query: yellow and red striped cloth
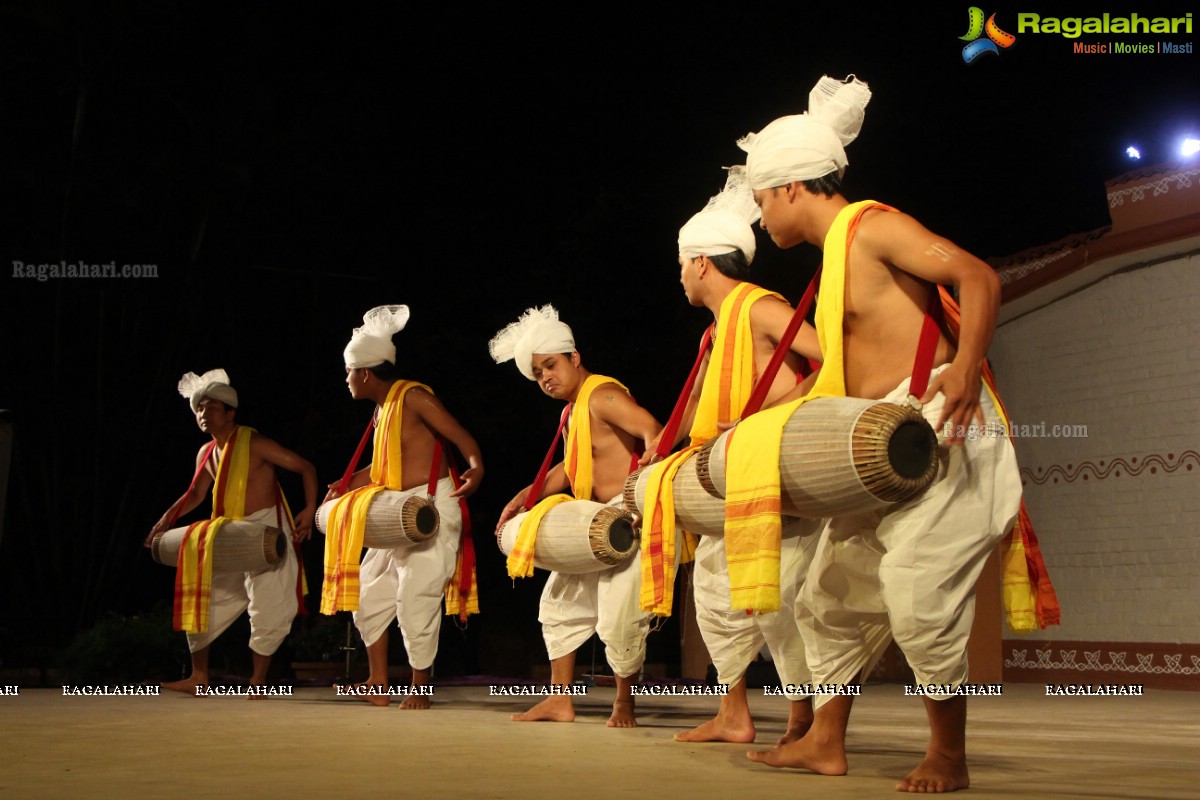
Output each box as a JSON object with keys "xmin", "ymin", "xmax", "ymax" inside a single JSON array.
[{"xmin": 640, "ymin": 282, "xmax": 780, "ymax": 616}]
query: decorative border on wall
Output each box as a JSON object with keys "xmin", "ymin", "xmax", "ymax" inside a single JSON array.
[
  {"xmin": 1020, "ymin": 450, "xmax": 1199, "ymax": 486},
  {"xmin": 1108, "ymin": 167, "xmax": 1199, "ymax": 208},
  {"xmin": 997, "ymin": 249, "xmax": 1073, "ymax": 286},
  {"xmin": 1004, "ymin": 641, "xmax": 1200, "ymax": 691}
]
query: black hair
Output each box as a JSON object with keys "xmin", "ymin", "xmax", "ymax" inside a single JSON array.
[
  {"xmin": 707, "ymin": 250, "xmax": 750, "ymax": 279},
  {"xmin": 802, "ymin": 171, "xmax": 842, "ymax": 199},
  {"xmin": 367, "ymin": 360, "xmax": 401, "ymax": 381}
]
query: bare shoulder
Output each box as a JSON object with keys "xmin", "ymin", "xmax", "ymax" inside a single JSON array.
[
  {"xmin": 748, "ymin": 292, "xmax": 797, "ymax": 341},
  {"xmin": 247, "ymin": 430, "xmax": 276, "ymax": 450},
  {"xmin": 749, "ymin": 292, "xmax": 794, "ymax": 321},
  {"xmin": 854, "ymin": 207, "xmax": 930, "ymax": 253},
  {"xmin": 404, "ymin": 385, "xmax": 436, "ymax": 406}
]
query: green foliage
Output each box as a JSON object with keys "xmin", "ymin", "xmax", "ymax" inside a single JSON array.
[
  {"xmin": 59, "ymin": 607, "xmax": 188, "ymax": 685},
  {"xmin": 287, "ymin": 615, "xmax": 357, "ymax": 663}
]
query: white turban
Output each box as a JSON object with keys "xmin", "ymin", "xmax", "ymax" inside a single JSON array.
[
  {"xmin": 343, "ymin": 305, "xmax": 410, "ymax": 369},
  {"xmin": 739, "ymin": 75, "xmax": 872, "ymax": 190},
  {"xmin": 489, "ymin": 305, "xmax": 576, "ymax": 381},
  {"xmin": 178, "ymin": 369, "xmax": 238, "ymax": 413},
  {"xmin": 678, "ymin": 166, "xmax": 760, "ymax": 264}
]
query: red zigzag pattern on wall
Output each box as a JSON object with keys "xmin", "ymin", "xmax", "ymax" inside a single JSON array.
[{"xmin": 1020, "ymin": 450, "xmax": 1200, "ymax": 486}]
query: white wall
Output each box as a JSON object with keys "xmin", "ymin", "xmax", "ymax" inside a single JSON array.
[{"xmin": 990, "ymin": 253, "xmax": 1200, "ymax": 644}]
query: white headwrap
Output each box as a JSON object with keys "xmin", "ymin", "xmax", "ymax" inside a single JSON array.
[
  {"xmin": 343, "ymin": 305, "xmax": 410, "ymax": 369},
  {"xmin": 739, "ymin": 75, "xmax": 872, "ymax": 190},
  {"xmin": 488, "ymin": 305, "xmax": 576, "ymax": 381},
  {"xmin": 678, "ymin": 166, "xmax": 760, "ymax": 264},
  {"xmin": 178, "ymin": 369, "xmax": 238, "ymax": 413}
]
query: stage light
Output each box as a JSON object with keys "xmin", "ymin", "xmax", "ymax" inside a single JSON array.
[
  {"xmin": 1181, "ymin": 138, "xmax": 1200, "ymax": 158},
  {"xmin": 1125, "ymin": 146, "xmax": 1141, "ymax": 160}
]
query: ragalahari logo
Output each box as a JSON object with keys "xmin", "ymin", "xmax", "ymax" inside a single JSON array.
[{"xmin": 960, "ymin": 7, "xmax": 1017, "ymax": 62}]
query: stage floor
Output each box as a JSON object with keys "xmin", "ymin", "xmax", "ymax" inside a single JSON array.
[{"xmin": 1, "ymin": 682, "xmax": 1195, "ymax": 798}]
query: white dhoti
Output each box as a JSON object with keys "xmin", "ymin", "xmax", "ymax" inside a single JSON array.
[
  {"xmin": 186, "ymin": 505, "xmax": 300, "ymax": 656},
  {"xmin": 539, "ymin": 496, "xmax": 652, "ymax": 678},
  {"xmin": 693, "ymin": 524, "xmax": 817, "ymax": 699},
  {"xmin": 352, "ymin": 477, "xmax": 462, "ymax": 671},
  {"xmin": 796, "ymin": 367, "xmax": 1022, "ymax": 706}
]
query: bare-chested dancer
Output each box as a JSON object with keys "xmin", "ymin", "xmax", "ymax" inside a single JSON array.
[
  {"xmin": 740, "ymin": 75, "xmax": 1022, "ymax": 793},
  {"xmin": 491, "ymin": 306, "xmax": 661, "ymax": 727}
]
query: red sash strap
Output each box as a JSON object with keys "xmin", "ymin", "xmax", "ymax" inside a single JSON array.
[
  {"xmin": 336, "ymin": 415, "xmax": 377, "ymax": 495},
  {"xmin": 908, "ymin": 295, "xmax": 943, "ymax": 401},
  {"xmin": 440, "ymin": 441, "xmax": 476, "ymax": 622},
  {"xmin": 523, "ymin": 404, "xmax": 572, "ymax": 511},
  {"xmin": 656, "ymin": 325, "xmax": 714, "ymax": 458},
  {"xmin": 275, "ymin": 481, "xmax": 308, "ymax": 617},
  {"xmin": 428, "ymin": 439, "xmax": 444, "ymax": 496},
  {"xmin": 165, "ymin": 440, "xmax": 219, "ymax": 529},
  {"xmin": 741, "ymin": 268, "xmax": 823, "ymax": 418}
]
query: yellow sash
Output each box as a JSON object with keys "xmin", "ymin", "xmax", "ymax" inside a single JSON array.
[
  {"xmin": 320, "ymin": 380, "xmax": 427, "ymax": 614},
  {"xmin": 639, "ymin": 283, "xmax": 779, "ymax": 616},
  {"xmin": 720, "ymin": 202, "xmax": 876, "ymax": 612},
  {"xmin": 174, "ymin": 426, "xmax": 254, "ymax": 633}
]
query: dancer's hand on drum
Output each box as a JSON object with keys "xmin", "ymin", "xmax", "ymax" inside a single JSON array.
[
  {"xmin": 451, "ymin": 466, "xmax": 483, "ymax": 499},
  {"xmin": 293, "ymin": 506, "xmax": 315, "ymax": 542},
  {"xmin": 639, "ymin": 433, "xmax": 664, "ymax": 466},
  {"xmin": 495, "ymin": 489, "xmax": 528, "ymax": 534},
  {"xmin": 144, "ymin": 517, "xmax": 170, "ymax": 548},
  {"xmin": 922, "ymin": 361, "xmax": 984, "ymax": 445},
  {"xmin": 323, "ymin": 481, "xmax": 343, "ymax": 503}
]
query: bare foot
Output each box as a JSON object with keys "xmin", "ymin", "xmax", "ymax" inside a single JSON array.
[
  {"xmin": 776, "ymin": 719, "xmax": 813, "ymax": 746},
  {"xmin": 334, "ymin": 680, "xmax": 390, "ymax": 707},
  {"xmin": 895, "ymin": 751, "xmax": 969, "ymax": 793},
  {"xmin": 607, "ymin": 698, "xmax": 637, "ymax": 728},
  {"xmin": 746, "ymin": 734, "xmax": 848, "ymax": 775},
  {"xmin": 674, "ymin": 715, "xmax": 755, "ymax": 743},
  {"xmin": 162, "ymin": 676, "xmax": 206, "ymax": 695},
  {"xmin": 778, "ymin": 698, "xmax": 814, "ymax": 745},
  {"xmin": 511, "ymin": 694, "xmax": 575, "ymax": 722},
  {"xmin": 398, "ymin": 693, "xmax": 430, "ymax": 709}
]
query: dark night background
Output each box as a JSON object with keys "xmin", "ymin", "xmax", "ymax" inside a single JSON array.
[{"xmin": 0, "ymin": 1, "xmax": 1195, "ymax": 680}]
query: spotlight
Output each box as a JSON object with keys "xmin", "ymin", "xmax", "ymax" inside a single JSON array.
[
  {"xmin": 1125, "ymin": 146, "xmax": 1141, "ymax": 160},
  {"xmin": 1181, "ymin": 138, "xmax": 1200, "ymax": 158}
]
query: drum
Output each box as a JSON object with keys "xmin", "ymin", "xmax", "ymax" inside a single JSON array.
[
  {"xmin": 692, "ymin": 397, "xmax": 938, "ymax": 518},
  {"xmin": 315, "ymin": 490, "xmax": 440, "ymax": 548},
  {"xmin": 623, "ymin": 452, "xmax": 725, "ymax": 537},
  {"xmin": 151, "ymin": 519, "xmax": 286, "ymax": 573},
  {"xmin": 624, "ymin": 454, "xmax": 814, "ymax": 538},
  {"xmin": 497, "ymin": 500, "xmax": 639, "ymax": 574}
]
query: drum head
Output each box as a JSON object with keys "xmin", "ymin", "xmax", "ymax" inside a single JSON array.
[
  {"xmin": 607, "ymin": 515, "xmax": 637, "ymax": 556},
  {"xmin": 414, "ymin": 504, "xmax": 439, "ymax": 536},
  {"xmin": 270, "ymin": 528, "xmax": 286, "ymax": 559},
  {"xmin": 888, "ymin": 419, "xmax": 938, "ymax": 480}
]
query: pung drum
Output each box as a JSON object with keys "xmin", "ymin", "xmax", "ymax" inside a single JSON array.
[
  {"xmin": 692, "ymin": 397, "xmax": 938, "ymax": 518},
  {"xmin": 623, "ymin": 455, "xmax": 813, "ymax": 538},
  {"xmin": 497, "ymin": 500, "xmax": 639, "ymax": 574},
  {"xmin": 315, "ymin": 490, "xmax": 440, "ymax": 548},
  {"xmin": 623, "ymin": 452, "xmax": 724, "ymax": 537},
  {"xmin": 151, "ymin": 519, "xmax": 286, "ymax": 573}
]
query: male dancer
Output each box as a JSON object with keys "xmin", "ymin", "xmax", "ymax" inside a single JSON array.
[
  {"xmin": 323, "ymin": 305, "xmax": 483, "ymax": 708},
  {"xmin": 739, "ymin": 75, "xmax": 1025, "ymax": 793},
  {"xmin": 642, "ymin": 168, "xmax": 823, "ymax": 745},
  {"xmin": 147, "ymin": 368, "xmax": 316, "ymax": 692},
  {"xmin": 492, "ymin": 305, "xmax": 661, "ymax": 727}
]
